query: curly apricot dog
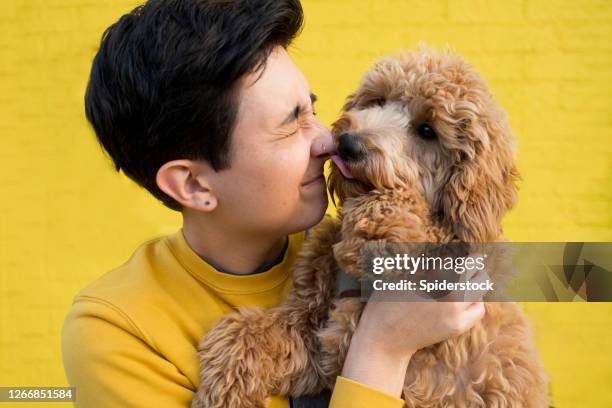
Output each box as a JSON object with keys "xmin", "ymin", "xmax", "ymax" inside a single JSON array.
[{"xmin": 192, "ymin": 48, "xmax": 549, "ymax": 408}]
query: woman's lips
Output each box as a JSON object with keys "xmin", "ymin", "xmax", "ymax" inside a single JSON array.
[
  {"xmin": 302, "ymin": 174, "xmax": 325, "ymax": 186},
  {"xmin": 331, "ymin": 155, "xmax": 354, "ymax": 179}
]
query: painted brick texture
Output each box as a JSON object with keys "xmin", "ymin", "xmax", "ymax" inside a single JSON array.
[{"xmin": 1, "ymin": 1, "xmax": 610, "ymax": 406}]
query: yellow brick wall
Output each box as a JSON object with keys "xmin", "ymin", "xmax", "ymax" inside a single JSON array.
[{"xmin": 0, "ymin": 1, "xmax": 610, "ymax": 407}]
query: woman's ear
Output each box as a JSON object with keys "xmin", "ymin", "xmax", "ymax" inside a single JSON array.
[
  {"xmin": 156, "ymin": 160, "xmax": 218, "ymax": 212},
  {"xmin": 440, "ymin": 120, "xmax": 519, "ymax": 243}
]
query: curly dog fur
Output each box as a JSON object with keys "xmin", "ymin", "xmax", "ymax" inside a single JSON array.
[{"xmin": 191, "ymin": 48, "xmax": 549, "ymax": 408}]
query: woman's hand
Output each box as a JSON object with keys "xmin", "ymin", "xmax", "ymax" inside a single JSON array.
[{"xmin": 341, "ymin": 296, "xmax": 485, "ymax": 397}]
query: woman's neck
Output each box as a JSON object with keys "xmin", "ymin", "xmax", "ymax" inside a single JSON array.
[{"xmin": 181, "ymin": 215, "xmax": 288, "ymax": 275}]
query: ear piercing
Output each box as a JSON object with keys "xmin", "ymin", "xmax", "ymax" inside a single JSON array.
[{"xmin": 204, "ymin": 201, "xmax": 210, "ymax": 206}]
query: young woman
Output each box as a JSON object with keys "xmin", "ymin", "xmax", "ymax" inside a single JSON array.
[{"xmin": 62, "ymin": 1, "xmax": 484, "ymax": 406}]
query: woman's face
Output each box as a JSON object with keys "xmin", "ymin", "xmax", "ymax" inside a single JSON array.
[{"xmin": 208, "ymin": 46, "xmax": 334, "ymax": 237}]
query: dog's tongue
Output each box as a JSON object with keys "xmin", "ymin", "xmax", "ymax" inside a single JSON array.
[{"xmin": 331, "ymin": 155, "xmax": 354, "ymax": 179}]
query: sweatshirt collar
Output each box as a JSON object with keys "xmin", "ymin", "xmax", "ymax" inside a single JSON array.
[{"xmin": 165, "ymin": 228, "xmax": 304, "ymax": 294}]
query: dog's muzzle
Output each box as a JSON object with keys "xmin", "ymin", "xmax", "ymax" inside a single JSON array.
[{"xmin": 338, "ymin": 133, "xmax": 365, "ymax": 162}]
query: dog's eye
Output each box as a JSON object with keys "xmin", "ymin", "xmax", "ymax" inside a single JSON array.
[
  {"xmin": 371, "ymin": 98, "xmax": 385, "ymax": 107},
  {"xmin": 417, "ymin": 123, "xmax": 437, "ymax": 140}
]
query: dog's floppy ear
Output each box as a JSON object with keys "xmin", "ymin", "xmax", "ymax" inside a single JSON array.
[
  {"xmin": 342, "ymin": 57, "xmax": 407, "ymax": 112},
  {"xmin": 440, "ymin": 113, "xmax": 520, "ymax": 243},
  {"xmin": 341, "ymin": 92, "xmax": 358, "ymax": 112}
]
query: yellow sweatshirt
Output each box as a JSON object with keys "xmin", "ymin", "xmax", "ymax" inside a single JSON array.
[{"xmin": 61, "ymin": 228, "xmax": 404, "ymax": 408}]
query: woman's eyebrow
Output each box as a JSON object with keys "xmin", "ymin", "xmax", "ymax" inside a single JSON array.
[
  {"xmin": 278, "ymin": 92, "xmax": 318, "ymax": 128},
  {"xmin": 310, "ymin": 92, "xmax": 317, "ymax": 105}
]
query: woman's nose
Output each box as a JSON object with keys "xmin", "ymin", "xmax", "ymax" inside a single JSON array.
[{"xmin": 310, "ymin": 122, "xmax": 337, "ymax": 158}]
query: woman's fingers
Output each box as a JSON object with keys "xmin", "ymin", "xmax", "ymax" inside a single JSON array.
[{"xmin": 463, "ymin": 301, "xmax": 486, "ymax": 327}]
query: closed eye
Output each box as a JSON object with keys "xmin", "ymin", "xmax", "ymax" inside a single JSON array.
[
  {"xmin": 285, "ymin": 110, "xmax": 317, "ymax": 138},
  {"xmin": 278, "ymin": 92, "xmax": 318, "ymax": 128}
]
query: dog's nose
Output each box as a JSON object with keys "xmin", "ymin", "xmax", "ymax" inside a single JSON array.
[{"xmin": 338, "ymin": 133, "xmax": 365, "ymax": 162}]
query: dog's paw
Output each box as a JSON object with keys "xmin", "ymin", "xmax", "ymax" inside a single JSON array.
[{"xmin": 193, "ymin": 308, "xmax": 307, "ymax": 408}]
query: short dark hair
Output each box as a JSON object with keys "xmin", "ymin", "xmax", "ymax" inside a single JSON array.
[{"xmin": 85, "ymin": 0, "xmax": 304, "ymax": 211}]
